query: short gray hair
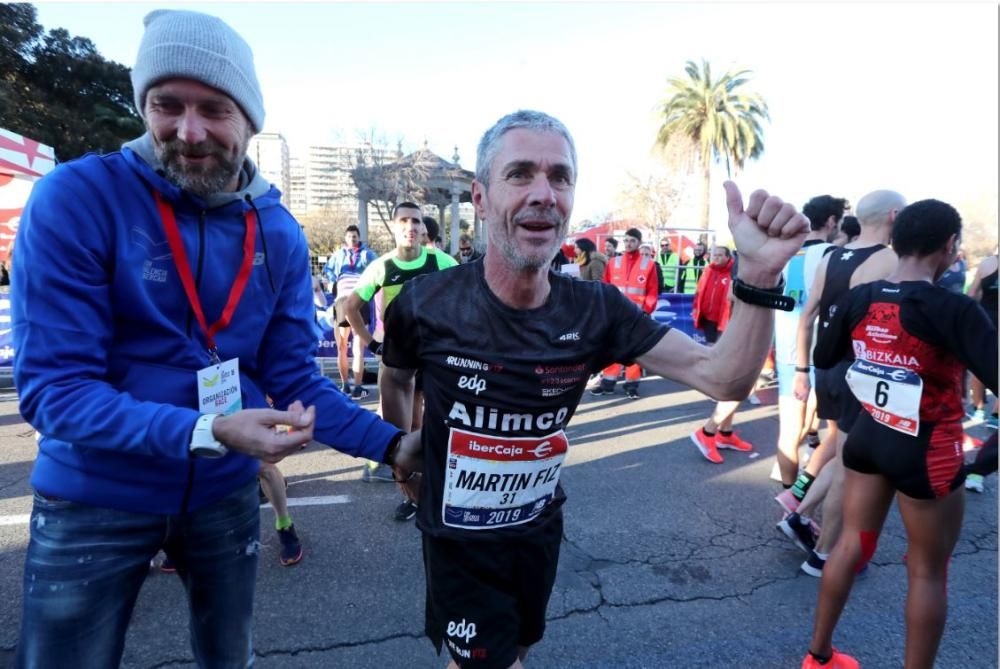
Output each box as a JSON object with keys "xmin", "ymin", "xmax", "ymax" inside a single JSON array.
[{"xmin": 475, "ymin": 110, "xmax": 578, "ymax": 188}]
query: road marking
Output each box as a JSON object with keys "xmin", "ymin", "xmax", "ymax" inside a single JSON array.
[
  {"xmin": 0, "ymin": 495, "xmax": 352, "ymax": 526},
  {"xmin": 261, "ymin": 494, "xmax": 351, "ymax": 509}
]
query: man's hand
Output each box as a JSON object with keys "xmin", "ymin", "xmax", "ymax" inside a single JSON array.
[
  {"xmin": 724, "ymin": 181, "xmax": 809, "ymax": 286},
  {"xmin": 212, "ymin": 400, "xmax": 315, "ymax": 464},
  {"xmin": 391, "ymin": 429, "xmax": 423, "ymax": 501},
  {"xmin": 793, "ymin": 371, "xmax": 811, "ymax": 402}
]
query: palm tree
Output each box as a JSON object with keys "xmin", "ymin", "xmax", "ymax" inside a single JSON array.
[{"xmin": 656, "ymin": 60, "xmax": 769, "ymax": 229}]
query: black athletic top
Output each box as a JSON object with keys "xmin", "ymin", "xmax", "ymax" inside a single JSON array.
[
  {"xmin": 383, "ymin": 260, "xmax": 669, "ymax": 541},
  {"xmin": 818, "ymin": 245, "xmax": 887, "ymax": 332},
  {"xmin": 815, "ymin": 280, "xmax": 997, "ymax": 427},
  {"xmin": 981, "ymin": 268, "xmax": 998, "ymax": 327}
]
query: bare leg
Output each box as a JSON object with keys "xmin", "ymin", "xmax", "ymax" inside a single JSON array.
[
  {"xmin": 704, "ymin": 400, "xmax": 740, "ymax": 432},
  {"xmin": 803, "ymin": 388, "xmax": 820, "ymax": 442},
  {"xmin": 351, "ymin": 331, "xmax": 365, "ymax": 387},
  {"xmin": 258, "ymin": 462, "xmax": 289, "ymax": 522},
  {"xmin": 335, "ymin": 327, "xmax": 351, "ymax": 387},
  {"xmin": 395, "ymin": 389, "xmax": 424, "ymax": 504},
  {"xmin": 897, "ymin": 488, "xmax": 964, "ymax": 669},
  {"xmin": 796, "ymin": 425, "xmax": 842, "ymax": 519},
  {"xmin": 808, "ymin": 469, "xmax": 895, "ymax": 657},
  {"xmin": 970, "ymin": 375, "xmax": 986, "ymax": 411},
  {"xmin": 776, "ymin": 395, "xmax": 807, "ymax": 484},
  {"xmin": 813, "ymin": 454, "xmax": 845, "ymax": 554},
  {"xmin": 804, "ymin": 421, "xmax": 839, "ymax": 477}
]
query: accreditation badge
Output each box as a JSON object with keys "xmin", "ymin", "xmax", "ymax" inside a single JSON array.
[{"xmin": 196, "ymin": 358, "xmax": 243, "ymax": 416}]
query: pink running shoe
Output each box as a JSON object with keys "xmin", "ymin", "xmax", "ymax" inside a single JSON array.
[
  {"xmin": 801, "ymin": 648, "xmax": 859, "ymax": 669},
  {"xmin": 775, "ymin": 488, "xmax": 801, "ymax": 514}
]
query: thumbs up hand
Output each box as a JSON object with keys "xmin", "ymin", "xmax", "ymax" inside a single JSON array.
[{"xmin": 723, "ymin": 180, "xmax": 809, "ymax": 287}]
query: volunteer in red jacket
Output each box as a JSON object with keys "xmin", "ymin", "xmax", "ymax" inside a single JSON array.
[
  {"xmin": 590, "ymin": 227, "xmax": 660, "ymax": 399},
  {"xmin": 692, "ymin": 245, "xmax": 735, "ymax": 343}
]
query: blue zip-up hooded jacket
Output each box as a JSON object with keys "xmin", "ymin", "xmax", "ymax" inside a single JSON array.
[{"xmin": 12, "ymin": 135, "xmax": 400, "ymax": 514}]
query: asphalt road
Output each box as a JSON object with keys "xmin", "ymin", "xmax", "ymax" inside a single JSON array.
[{"xmin": 0, "ymin": 379, "xmax": 995, "ymax": 668}]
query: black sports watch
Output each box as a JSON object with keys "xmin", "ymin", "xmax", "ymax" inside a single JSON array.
[
  {"xmin": 367, "ymin": 340, "xmax": 384, "ymax": 357},
  {"xmin": 732, "ymin": 276, "xmax": 795, "ymax": 311}
]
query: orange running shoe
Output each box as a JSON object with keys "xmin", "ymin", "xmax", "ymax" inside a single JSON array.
[
  {"xmin": 716, "ymin": 431, "xmax": 753, "ymax": 452},
  {"xmin": 691, "ymin": 429, "xmax": 723, "ymax": 464},
  {"xmin": 801, "ymin": 648, "xmax": 859, "ymax": 669}
]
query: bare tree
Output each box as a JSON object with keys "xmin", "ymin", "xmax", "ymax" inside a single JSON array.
[
  {"xmin": 615, "ymin": 169, "xmax": 685, "ymax": 229},
  {"xmin": 958, "ymin": 192, "xmax": 999, "ymax": 268},
  {"xmin": 297, "ymin": 207, "xmax": 356, "ymax": 257},
  {"xmin": 348, "ymin": 129, "xmax": 431, "ymax": 241}
]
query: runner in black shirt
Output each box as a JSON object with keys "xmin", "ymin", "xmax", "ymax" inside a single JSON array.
[
  {"xmin": 801, "ymin": 199, "xmax": 998, "ymax": 669},
  {"xmin": 784, "ymin": 190, "xmax": 903, "ymax": 579},
  {"xmin": 380, "ymin": 110, "xmax": 810, "ymax": 669}
]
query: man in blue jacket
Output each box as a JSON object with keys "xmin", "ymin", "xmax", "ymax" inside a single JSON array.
[{"xmin": 11, "ymin": 10, "xmax": 414, "ymax": 668}]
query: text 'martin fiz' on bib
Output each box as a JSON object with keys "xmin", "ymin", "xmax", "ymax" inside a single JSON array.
[{"xmin": 443, "ymin": 427, "xmax": 568, "ymax": 530}]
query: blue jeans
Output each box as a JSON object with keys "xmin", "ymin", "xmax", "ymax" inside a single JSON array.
[{"xmin": 16, "ymin": 478, "xmax": 260, "ymax": 668}]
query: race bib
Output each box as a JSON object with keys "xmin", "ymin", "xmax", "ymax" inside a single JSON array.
[
  {"xmin": 196, "ymin": 358, "xmax": 242, "ymax": 416},
  {"xmin": 845, "ymin": 358, "xmax": 922, "ymax": 436},
  {"xmin": 443, "ymin": 428, "xmax": 568, "ymax": 530}
]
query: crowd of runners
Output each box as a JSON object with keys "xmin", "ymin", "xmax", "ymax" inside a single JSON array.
[{"xmin": 7, "ymin": 9, "xmax": 997, "ymax": 669}]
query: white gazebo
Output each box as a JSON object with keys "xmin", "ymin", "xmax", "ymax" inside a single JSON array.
[{"xmin": 354, "ymin": 143, "xmax": 477, "ymax": 253}]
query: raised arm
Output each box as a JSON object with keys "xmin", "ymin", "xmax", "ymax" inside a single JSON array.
[{"xmin": 639, "ymin": 181, "xmax": 808, "ymax": 399}]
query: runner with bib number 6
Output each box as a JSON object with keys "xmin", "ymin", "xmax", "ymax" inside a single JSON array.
[{"xmin": 801, "ymin": 200, "xmax": 998, "ymax": 669}]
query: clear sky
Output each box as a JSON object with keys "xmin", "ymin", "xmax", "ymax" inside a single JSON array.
[{"xmin": 35, "ymin": 2, "xmax": 999, "ymax": 231}]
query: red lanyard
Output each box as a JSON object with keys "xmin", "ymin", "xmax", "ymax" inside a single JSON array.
[{"xmin": 153, "ymin": 191, "xmax": 257, "ymax": 361}]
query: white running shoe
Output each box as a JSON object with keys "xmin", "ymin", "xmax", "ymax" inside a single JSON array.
[{"xmin": 966, "ymin": 474, "xmax": 985, "ymax": 493}]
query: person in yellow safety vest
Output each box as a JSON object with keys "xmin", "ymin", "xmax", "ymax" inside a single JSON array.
[
  {"xmin": 678, "ymin": 241, "xmax": 709, "ymax": 294},
  {"xmin": 591, "ymin": 227, "xmax": 660, "ymax": 399},
  {"xmin": 656, "ymin": 237, "xmax": 682, "ymax": 292}
]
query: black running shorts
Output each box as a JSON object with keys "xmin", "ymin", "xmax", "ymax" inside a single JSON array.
[
  {"xmin": 814, "ymin": 359, "xmax": 861, "ymax": 432},
  {"xmin": 844, "ymin": 412, "xmax": 965, "ymax": 499},
  {"xmin": 422, "ymin": 513, "xmax": 562, "ymax": 669}
]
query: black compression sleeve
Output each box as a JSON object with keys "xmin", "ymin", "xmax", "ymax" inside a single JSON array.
[
  {"xmin": 949, "ymin": 301, "xmax": 998, "ymax": 393},
  {"xmin": 904, "ymin": 291, "xmax": 998, "ymax": 394}
]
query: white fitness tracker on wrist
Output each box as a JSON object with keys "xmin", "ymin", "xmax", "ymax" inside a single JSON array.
[{"xmin": 190, "ymin": 414, "xmax": 227, "ymax": 458}]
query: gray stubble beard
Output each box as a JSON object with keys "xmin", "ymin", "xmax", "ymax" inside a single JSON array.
[{"xmin": 156, "ymin": 136, "xmax": 249, "ymax": 198}]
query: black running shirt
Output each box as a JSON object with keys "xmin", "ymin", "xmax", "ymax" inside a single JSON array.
[
  {"xmin": 383, "ymin": 261, "xmax": 670, "ymax": 541},
  {"xmin": 818, "ymin": 245, "xmax": 887, "ymax": 332}
]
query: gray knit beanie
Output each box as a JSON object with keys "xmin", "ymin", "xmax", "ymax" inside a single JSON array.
[{"xmin": 131, "ymin": 9, "xmax": 265, "ymax": 132}]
